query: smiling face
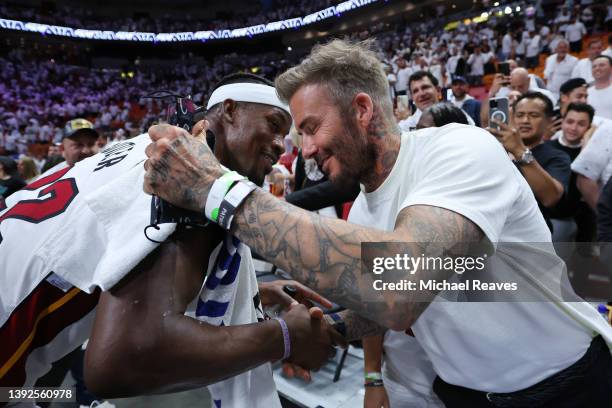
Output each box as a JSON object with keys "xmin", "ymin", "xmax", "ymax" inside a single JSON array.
[
  {"xmin": 562, "ymin": 110, "xmax": 590, "ymax": 144},
  {"xmin": 409, "ymin": 76, "xmax": 441, "ymax": 112},
  {"xmin": 289, "ymin": 83, "xmax": 374, "ymax": 185},
  {"xmin": 220, "ymin": 102, "xmax": 292, "ymax": 186},
  {"xmin": 592, "ymin": 56, "xmax": 612, "ymax": 83}
]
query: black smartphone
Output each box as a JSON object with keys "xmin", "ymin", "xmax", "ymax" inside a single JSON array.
[
  {"xmin": 489, "ymin": 97, "xmax": 509, "ymax": 130},
  {"xmin": 498, "ymin": 62, "xmax": 510, "ymax": 76},
  {"xmin": 553, "ymin": 108, "xmax": 562, "ymax": 120}
]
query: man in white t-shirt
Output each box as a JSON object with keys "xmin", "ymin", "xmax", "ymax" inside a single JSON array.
[
  {"xmin": 502, "ymin": 31, "xmax": 513, "ymax": 61},
  {"xmin": 572, "ymin": 120, "xmax": 612, "ymax": 210},
  {"xmin": 0, "ymin": 74, "xmax": 340, "ymax": 407},
  {"xmin": 571, "ymin": 38, "xmax": 604, "ymax": 84},
  {"xmin": 587, "ymin": 55, "xmax": 612, "ymax": 119},
  {"xmin": 564, "ymin": 18, "xmax": 587, "ymax": 53},
  {"xmin": 394, "ymin": 57, "xmax": 412, "ymax": 96},
  {"xmin": 544, "ymin": 40, "xmax": 578, "ymax": 97},
  {"xmin": 145, "ymin": 39, "xmax": 612, "ymax": 408}
]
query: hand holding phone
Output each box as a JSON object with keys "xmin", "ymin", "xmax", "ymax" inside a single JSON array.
[{"xmin": 489, "ymin": 97, "xmax": 510, "ymax": 130}]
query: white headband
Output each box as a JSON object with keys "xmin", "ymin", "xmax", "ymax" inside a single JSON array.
[{"xmin": 206, "ymin": 83, "xmax": 290, "ymax": 114}]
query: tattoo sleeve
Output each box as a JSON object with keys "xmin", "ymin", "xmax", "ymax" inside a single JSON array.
[{"xmin": 232, "ymin": 190, "xmax": 485, "ymax": 329}]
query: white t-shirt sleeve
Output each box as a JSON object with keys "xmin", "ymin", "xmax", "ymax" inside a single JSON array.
[
  {"xmin": 571, "ymin": 124, "xmax": 611, "ymax": 182},
  {"xmin": 399, "ymin": 126, "xmax": 520, "ymax": 243}
]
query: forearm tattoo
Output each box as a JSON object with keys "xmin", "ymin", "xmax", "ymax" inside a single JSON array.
[{"xmin": 232, "ymin": 190, "xmax": 484, "ymax": 329}]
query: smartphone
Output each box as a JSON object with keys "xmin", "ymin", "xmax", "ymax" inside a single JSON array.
[
  {"xmin": 446, "ymin": 88, "xmax": 453, "ymax": 102},
  {"xmin": 489, "ymin": 97, "xmax": 509, "ymax": 130},
  {"xmin": 396, "ymin": 95, "xmax": 409, "ymax": 111},
  {"xmin": 498, "ymin": 62, "xmax": 510, "ymax": 76},
  {"xmin": 553, "ymin": 108, "xmax": 562, "ymax": 120}
]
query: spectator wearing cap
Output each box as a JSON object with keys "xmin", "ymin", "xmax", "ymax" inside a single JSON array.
[
  {"xmin": 450, "ymin": 76, "xmax": 481, "ymax": 126},
  {"xmin": 449, "ymin": 76, "xmax": 473, "ymax": 109},
  {"xmin": 587, "ymin": 55, "xmax": 612, "ymax": 120},
  {"xmin": 61, "ymin": 118, "xmax": 98, "ymax": 167},
  {"xmin": 544, "ymin": 40, "xmax": 578, "ymax": 98},
  {"xmin": 571, "ymin": 39, "xmax": 605, "ymax": 84}
]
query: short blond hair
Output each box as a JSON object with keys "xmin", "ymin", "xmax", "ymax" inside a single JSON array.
[{"xmin": 275, "ymin": 39, "xmax": 393, "ymax": 120}]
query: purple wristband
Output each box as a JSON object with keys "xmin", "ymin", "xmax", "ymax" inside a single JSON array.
[{"xmin": 273, "ymin": 317, "xmax": 291, "ymax": 360}]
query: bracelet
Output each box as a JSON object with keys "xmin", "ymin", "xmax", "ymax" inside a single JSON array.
[
  {"xmin": 204, "ymin": 171, "xmax": 246, "ymax": 223},
  {"xmin": 273, "ymin": 317, "xmax": 291, "ymax": 360},
  {"xmin": 365, "ymin": 379, "xmax": 384, "ymax": 387},
  {"xmin": 216, "ymin": 180, "xmax": 257, "ymax": 230},
  {"xmin": 365, "ymin": 372, "xmax": 382, "ymax": 382}
]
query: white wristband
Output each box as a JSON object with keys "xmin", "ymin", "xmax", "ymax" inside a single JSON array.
[
  {"xmin": 217, "ymin": 180, "xmax": 257, "ymax": 230},
  {"xmin": 204, "ymin": 171, "xmax": 246, "ymax": 223}
]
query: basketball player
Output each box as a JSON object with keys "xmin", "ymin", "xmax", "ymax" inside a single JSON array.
[{"xmin": 0, "ymin": 74, "xmax": 344, "ymax": 408}]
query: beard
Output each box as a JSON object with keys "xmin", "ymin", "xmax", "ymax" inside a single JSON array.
[{"xmin": 318, "ymin": 112, "xmax": 376, "ymax": 187}]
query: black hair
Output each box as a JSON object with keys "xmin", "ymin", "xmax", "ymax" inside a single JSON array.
[
  {"xmin": 565, "ymin": 102, "xmax": 595, "ymax": 124},
  {"xmin": 423, "ymin": 103, "xmax": 469, "ymax": 127},
  {"xmin": 593, "ymin": 55, "xmax": 612, "ymax": 66},
  {"xmin": 559, "ymin": 78, "xmax": 587, "ymax": 95},
  {"xmin": 513, "ymin": 91, "xmax": 554, "ymax": 118},
  {"xmin": 0, "ymin": 156, "xmax": 19, "ymax": 177},
  {"xmin": 408, "ymin": 70, "xmax": 439, "ymax": 92}
]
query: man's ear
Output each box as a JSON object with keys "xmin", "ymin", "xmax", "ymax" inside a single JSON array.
[
  {"xmin": 353, "ymin": 93, "xmax": 374, "ymax": 129},
  {"xmin": 222, "ymin": 99, "xmax": 238, "ymax": 124},
  {"xmin": 436, "ymin": 87, "xmax": 443, "ymax": 102}
]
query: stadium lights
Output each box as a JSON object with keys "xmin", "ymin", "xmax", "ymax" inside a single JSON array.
[
  {"xmin": 504, "ymin": 6, "xmax": 512, "ymax": 14},
  {"xmin": 515, "ymin": 6, "xmax": 521, "ymax": 12},
  {"xmin": 287, "ymin": 46, "xmax": 292, "ymax": 51},
  {"xmin": 494, "ymin": 1, "xmax": 499, "ymax": 6},
  {"xmin": 0, "ymin": 0, "xmax": 378, "ymax": 43}
]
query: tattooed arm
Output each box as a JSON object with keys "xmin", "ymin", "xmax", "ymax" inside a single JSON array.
[
  {"xmin": 231, "ymin": 190, "xmax": 484, "ymax": 330},
  {"xmin": 143, "ymin": 125, "xmax": 485, "ymax": 330}
]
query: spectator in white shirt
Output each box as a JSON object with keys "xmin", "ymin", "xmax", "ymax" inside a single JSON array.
[
  {"xmin": 502, "ymin": 31, "xmax": 513, "ymax": 61},
  {"xmin": 466, "ymin": 46, "xmax": 490, "ymax": 86},
  {"xmin": 587, "ymin": 55, "xmax": 612, "ymax": 120},
  {"xmin": 554, "ymin": 6, "xmax": 572, "ymax": 32},
  {"xmin": 544, "ymin": 40, "xmax": 578, "ymax": 97},
  {"xmin": 526, "ymin": 30, "xmax": 542, "ymax": 69},
  {"xmin": 394, "ymin": 57, "xmax": 411, "ymax": 96},
  {"xmin": 564, "ymin": 17, "xmax": 587, "ymax": 53},
  {"xmin": 571, "ymin": 38, "xmax": 604, "ymax": 84}
]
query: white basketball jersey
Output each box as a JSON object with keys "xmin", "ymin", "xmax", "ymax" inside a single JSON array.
[{"xmin": 0, "ymin": 134, "xmax": 279, "ymax": 407}]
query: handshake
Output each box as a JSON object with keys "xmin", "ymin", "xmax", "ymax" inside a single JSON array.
[{"xmin": 259, "ymin": 280, "xmax": 348, "ymax": 381}]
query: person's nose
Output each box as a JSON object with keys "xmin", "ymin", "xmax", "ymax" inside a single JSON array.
[{"xmin": 301, "ymin": 135, "xmax": 318, "ymax": 159}]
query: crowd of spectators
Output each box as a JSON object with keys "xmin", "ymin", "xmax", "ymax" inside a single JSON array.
[{"xmin": 0, "ymin": 0, "xmax": 338, "ymax": 32}]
